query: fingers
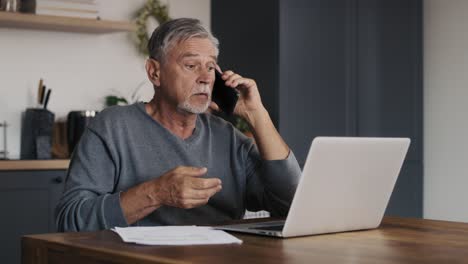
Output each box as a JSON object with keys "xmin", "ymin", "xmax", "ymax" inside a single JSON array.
[
  {"xmin": 184, "ymin": 184, "xmax": 222, "ymax": 200},
  {"xmin": 209, "ymin": 101, "xmax": 220, "ymax": 112},
  {"xmin": 221, "ymin": 70, "xmax": 234, "ymax": 80},
  {"xmin": 174, "ymin": 180, "xmax": 221, "ymax": 209},
  {"xmin": 222, "ymin": 71, "xmax": 242, "ymax": 87},
  {"xmin": 231, "ymin": 78, "xmax": 256, "ymax": 90},
  {"xmin": 167, "ymin": 166, "xmax": 221, "ymax": 189},
  {"xmin": 222, "ymin": 70, "xmax": 256, "ymax": 89},
  {"xmin": 190, "ymin": 177, "xmax": 222, "ymax": 190},
  {"xmin": 225, "ymin": 74, "xmax": 242, "ymax": 87},
  {"xmin": 215, "ymin": 64, "xmax": 222, "ymax": 73},
  {"xmin": 158, "ymin": 166, "xmax": 223, "ymax": 209},
  {"xmin": 179, "ymin": 184, "xmax": 222, "ymax": 208}
]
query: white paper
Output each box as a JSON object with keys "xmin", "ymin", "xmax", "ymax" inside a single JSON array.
[{"xmin": 111, "ymin": 226, "xmax": 242, "ymax": 246}]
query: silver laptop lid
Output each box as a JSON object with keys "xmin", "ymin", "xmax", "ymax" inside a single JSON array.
[{"xmin": 282, "ymin": 137, "xmax": 410, "ymax": 237}]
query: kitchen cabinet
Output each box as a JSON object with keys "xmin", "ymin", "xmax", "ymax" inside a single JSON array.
[{"xmin": 0, "ymin": 169, "xmax": 66, "ymax": 264}]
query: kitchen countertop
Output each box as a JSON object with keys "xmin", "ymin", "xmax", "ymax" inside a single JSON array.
[{"xmin": 0, "ymin": 159, "xmax": 70, "ymax": 171}]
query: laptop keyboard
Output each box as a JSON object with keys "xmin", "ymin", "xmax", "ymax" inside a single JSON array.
[{"xmin": 250, "ymin": 225, "xmax": 284, "ymax": 231}]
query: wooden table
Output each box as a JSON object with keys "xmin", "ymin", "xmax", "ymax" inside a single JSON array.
[{"xmin": 22, "ymin": 217, "xmax": 468, "ymax": 264}]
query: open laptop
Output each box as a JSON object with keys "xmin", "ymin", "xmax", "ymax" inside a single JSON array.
[{"xmin": 215, "ymin": 137, "xmax": 410, "ymax": 238}]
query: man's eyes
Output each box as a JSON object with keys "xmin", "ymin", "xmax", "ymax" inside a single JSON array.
[{"xmin": 184, "ymin": 64, "xmax": 216, "ymax": 71}]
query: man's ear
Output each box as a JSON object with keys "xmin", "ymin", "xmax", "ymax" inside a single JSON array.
[{"xmin": 145, "ymin": 58, "xmax": 161, "ymax": 87}]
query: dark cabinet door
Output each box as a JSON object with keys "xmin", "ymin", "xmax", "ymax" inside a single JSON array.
[
  {"xmin": 212, "ymin": 0, "xmax": 423, "ymax": 217},
  {"xmin": 0, "ymin": 170, "xmax": 65, "ymax": 264},
  {"xmin": 279, "ymin": 0, "xmax": 350, "ymax": 163},
  {"xmin": 278, "ymin": 0, "xmax": 423, "ymax": 217},
  {"xmin": 354, "ymin": 0, "xmax": 423, "ymax": 217}
]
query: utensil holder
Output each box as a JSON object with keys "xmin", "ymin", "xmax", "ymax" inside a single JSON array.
[{"xmin": 20, "ymin": 108, "xmax": 55, "ymax": 160}]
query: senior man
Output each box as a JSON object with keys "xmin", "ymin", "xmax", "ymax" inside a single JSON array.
[{"xmin": 56, "ymin": 18, "xmax": 301, "ymax": 231}]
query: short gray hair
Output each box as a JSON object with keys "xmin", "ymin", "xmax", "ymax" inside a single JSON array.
[{"xmin": 147, "ymin": 18, "xmax": 219, "ymax": 62}]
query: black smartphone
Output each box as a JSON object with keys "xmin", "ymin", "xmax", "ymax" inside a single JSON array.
[{"xmin": 212, "ymin": 70, "xmax": 239, "ymax": 115}]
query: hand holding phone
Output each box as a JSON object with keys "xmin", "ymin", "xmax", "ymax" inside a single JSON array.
[{"xmin": 212, "ymin": 70, "xmax": 239, "ymax": 115}]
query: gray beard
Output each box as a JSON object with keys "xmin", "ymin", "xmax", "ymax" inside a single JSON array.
[
  {"xmin": 177, "ymin": 84, "xmax": 212, "ymax": 114},
  {"xmin": 177, "ymin": 99, "xmax": 211, "ymax": 114}
]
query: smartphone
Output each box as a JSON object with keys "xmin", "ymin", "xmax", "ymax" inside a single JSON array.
[{"xmin": 212, "ymin": 70, "xmax": 239, "ymax": 115}]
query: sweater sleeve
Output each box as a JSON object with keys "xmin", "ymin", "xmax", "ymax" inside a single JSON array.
[
  {"xmin": 244, "ymin": 142, "xmax": 302, "ymax": 217},
  {"xmin": 55, "ymin": 128, "xmax": 128, "ymax": 232}
]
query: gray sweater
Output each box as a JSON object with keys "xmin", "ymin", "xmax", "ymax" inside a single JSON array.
[{"xmin": 55, "ymin": 102, "xmax": 301, "ymax": 232}]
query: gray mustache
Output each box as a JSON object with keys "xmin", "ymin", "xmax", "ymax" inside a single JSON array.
[{"xmin": 192, "ymin": 85, "xmax": 211, "ymax": 96}]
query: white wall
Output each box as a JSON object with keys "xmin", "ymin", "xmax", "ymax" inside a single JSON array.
[
  {"xmin": 424, "ymin": 0, "xmax": 468, "ymax": 222},
  {"xmin": 0, "ymin": 0, "xmax": 210, "ymax": 159}
]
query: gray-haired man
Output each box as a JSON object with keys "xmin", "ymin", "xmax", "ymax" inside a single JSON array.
[{"xmin": 55, "ymin": 18, "xmax": 301, "ymax": 231}]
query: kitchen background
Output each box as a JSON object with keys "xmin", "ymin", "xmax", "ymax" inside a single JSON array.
[
  {"xmin": 8, "ymin": 1, "xmax": 461, "ymax": 263},
  {"xmin": 0, "ymin": 0, "xmax": 210, "ymax": 160},
  {"xmin": 0, "ymin": 0, "xmax": 468, "ymax": 224}
]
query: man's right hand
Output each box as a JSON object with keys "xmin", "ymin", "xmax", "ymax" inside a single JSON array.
[
  {"xmin": 120, "ymin": 166, "xmax": 222, "ymax": 225},
  {"xmin": 150, "ymin": 166, "xmax": 222, "ymax": 209}
]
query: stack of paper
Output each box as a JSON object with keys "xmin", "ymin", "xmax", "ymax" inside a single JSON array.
[
  {"xmin": 112, "ymin": 226, "xmax": 243, "ymax": 246},
  {"xmin": 36, "ymin": 0, "xmax": 100, "ymax": 19}
]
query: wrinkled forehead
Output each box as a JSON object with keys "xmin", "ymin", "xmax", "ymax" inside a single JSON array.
[{"xmin": 167, "ymin": 37, "xmax": 218, "ymax": 62}]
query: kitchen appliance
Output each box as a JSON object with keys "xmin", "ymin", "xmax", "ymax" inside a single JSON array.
[{"xmin": 67, "ymin": 110, "xmax": 98, "ymax": 155}]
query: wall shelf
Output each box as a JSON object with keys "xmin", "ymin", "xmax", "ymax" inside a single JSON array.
[{"xmin": 0, "ymin": 11, "xmax": 136, "ymax": 34}]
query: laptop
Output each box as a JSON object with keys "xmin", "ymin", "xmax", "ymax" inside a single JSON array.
[{"xmin": 215, "ymin": 137, "xmax": 410, "ymax": 238}]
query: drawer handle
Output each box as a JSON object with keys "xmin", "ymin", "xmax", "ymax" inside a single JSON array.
[{"xmin": 53, "ymin": 177, "xmax": 63, "ymax": 184}]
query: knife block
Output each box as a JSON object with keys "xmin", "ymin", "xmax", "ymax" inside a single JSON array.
[{"xmin": 20, "ymin": 108, "xmax": 55, "ymax": 159}]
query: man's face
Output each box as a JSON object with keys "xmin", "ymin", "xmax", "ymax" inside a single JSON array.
[{"xmin": 158, "ymin": 37, "xmax": 217, "ymax": 114}]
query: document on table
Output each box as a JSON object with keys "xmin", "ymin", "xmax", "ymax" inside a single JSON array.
[{"xmin": 112, "ymin": 226, "xmax": 242, "ymax": 246}]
